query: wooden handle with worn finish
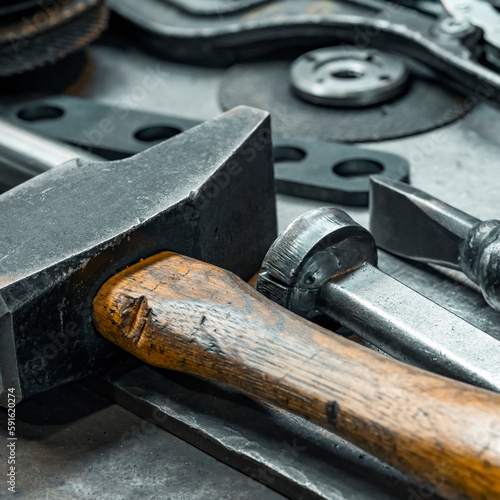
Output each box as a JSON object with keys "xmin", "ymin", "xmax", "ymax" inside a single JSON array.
[{"xmin": 93, "ymin": 252, "xmax": 500, "ymax": 500}]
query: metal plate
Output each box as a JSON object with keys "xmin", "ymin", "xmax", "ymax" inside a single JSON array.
[
  {"xmin": 1, "ymin": 96, "xmax": 409, "ymax": 206},
  {"xmin": 273, "ymin": 136, "xmax": 409, "ymax": 206},
  {"xmin": 89, "ymin": 362, "xmax": 439, "ymax": 500},
  {"xmin": 0, "ymin": 381, "xmax": 285, "ymax": 499}
]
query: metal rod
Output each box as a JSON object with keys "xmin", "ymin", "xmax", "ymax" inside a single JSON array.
[
  {"xmin": 318, "ymin": 263, "xmax": 500, "ymax": 393},
  {"xmin": 0, "ymin": 117, "xmax": 99, "ymax": 190},
  {"xmin": 258, "ymin": 207, "xmax": 500, "ymax": 394}
]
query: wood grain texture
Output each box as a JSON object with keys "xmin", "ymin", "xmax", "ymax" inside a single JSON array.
[{"xmin": 93, "ymin": 252, "xmax": 500, "ymax": 500}]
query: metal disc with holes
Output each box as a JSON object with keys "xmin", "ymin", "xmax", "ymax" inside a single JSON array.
[
  {"xmin": 291, "ymin": 47, "xmax": 409, "ymax": 108},
  {"xmin": 219, "ymin": 58, "xmax": 471, "ymax": 143}
]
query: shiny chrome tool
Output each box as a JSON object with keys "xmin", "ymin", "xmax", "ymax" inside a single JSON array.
[
  {"xmin": 257, "ymin": 207, "xmax": 500, "ymax": 393},
  {"xmin": 369, "ymin": 175, "xmax": 500, "ymax": 312}
]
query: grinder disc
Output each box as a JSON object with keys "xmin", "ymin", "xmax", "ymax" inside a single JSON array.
[
  {"xmin": 219, "ymin": 59, "xmax": 471, "ymax": 143},
  {"xmin": 0, "ymin": 0, "xmax": 108, "ymax": 78}
]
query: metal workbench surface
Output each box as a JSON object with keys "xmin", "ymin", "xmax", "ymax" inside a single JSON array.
[
  {"xmin": 2, "ymin": 29, "xmax": 500, "ymax": 499},
  {"xmin": 0, "ymin": 380, "xmax": 285, "ymax": 500}
]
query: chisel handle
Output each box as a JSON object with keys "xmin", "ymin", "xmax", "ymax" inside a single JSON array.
[{"xmin": 92, "ymin": 252, "xmax": 500, "ymax": 500}]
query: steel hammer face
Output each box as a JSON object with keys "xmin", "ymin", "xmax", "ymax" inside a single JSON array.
[{"xmin": 0, "ymin": 106, "xmax": 276, "ymax": 406}]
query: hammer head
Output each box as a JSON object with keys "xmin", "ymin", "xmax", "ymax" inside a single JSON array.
[
  {"xmin": 257, "ymin": 208, "xmax": 376, "ymax": 319},
  {"xmin": 0, "ymin": 106, "xmax": 276, "ymax": 405}
]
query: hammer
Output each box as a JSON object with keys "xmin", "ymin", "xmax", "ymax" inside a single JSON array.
[
  {"xmin": 257, "ymin": 207, "xmax": 500, "ymax": 393},
  {"xmin": 1, "ymin": 108, "xmax": 500, "ymax": 500},
  {"xmin": 0, "ymin": 106, "xmax": 276, "ymax": 402}
]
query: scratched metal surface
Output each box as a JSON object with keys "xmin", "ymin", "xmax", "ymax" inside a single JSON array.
[
  {"xmin": 8, "ymin": 32, "xmax": 499, "ymax": 499},
  {"xmin": 89, "ymin": 363, "xmax": 441, "ymax": 500},
  {"xmin": 0, "ymin": 383, "xmax": 285, "ymax": 500}
]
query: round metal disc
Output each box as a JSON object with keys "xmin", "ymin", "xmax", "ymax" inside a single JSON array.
[
  {"xmin": 290, "ymin": 47, "xmax": 409, "ymax": 108},
  {"xmin": 219, "ymin": 58, "xmax": 472, "ymax": 143}
]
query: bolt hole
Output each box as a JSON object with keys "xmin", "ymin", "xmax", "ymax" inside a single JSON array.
[
  {"xmin": 134, "ymin": 125, "xmax": 182, "ymax": 142},
  {"xmin": 17, "ymin": 105, "xmax": 64, "ymax": 122},
  {"xmin": 304, "ymin": 273, "xmax": 315, "ymax": 285},
  {"xmin": 274, "ymin": 146, "xmax": 307, "ymax": 163},
  {"xmin": 317, "ymin": 78, "xmax": 324, "ymax": 83},
  {"xmin": 331, "ymin": 69, "xmax": 364, "ymax": 79},
  {"xmin": 333, "ymin": 159, "xmax": 384, "ymax": 178},
  {"xmin": 379, "ymin": 74, "xmax": 391, "ymax": 81}
]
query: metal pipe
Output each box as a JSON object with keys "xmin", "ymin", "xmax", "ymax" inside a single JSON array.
[
  {"xmin": 0, "ymin": 117, "xmax": 100, "ymax": 190},
  {"xmin": 318, "ymin": 263, "xmax": 500, "ymax": 393}
]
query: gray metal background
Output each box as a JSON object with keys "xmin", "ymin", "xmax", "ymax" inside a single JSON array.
[{"xmin": 1, "ymin": 32, "xmax": 500, "ymax": 499}]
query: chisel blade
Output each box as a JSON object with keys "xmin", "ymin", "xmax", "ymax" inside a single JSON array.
[{"xmin": 369, "ymin": 175, "xmax": 478, "ymax": 268}]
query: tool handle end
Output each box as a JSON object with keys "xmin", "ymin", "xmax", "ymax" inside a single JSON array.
[{"xmin": 460, "ymin": 220, "xmax": 500, "ymax": 311}]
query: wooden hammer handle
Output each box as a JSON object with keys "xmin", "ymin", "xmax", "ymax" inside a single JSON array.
[{"xmin": 92, "ymin": 252, "xmax": 500, "ymax": 500}]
